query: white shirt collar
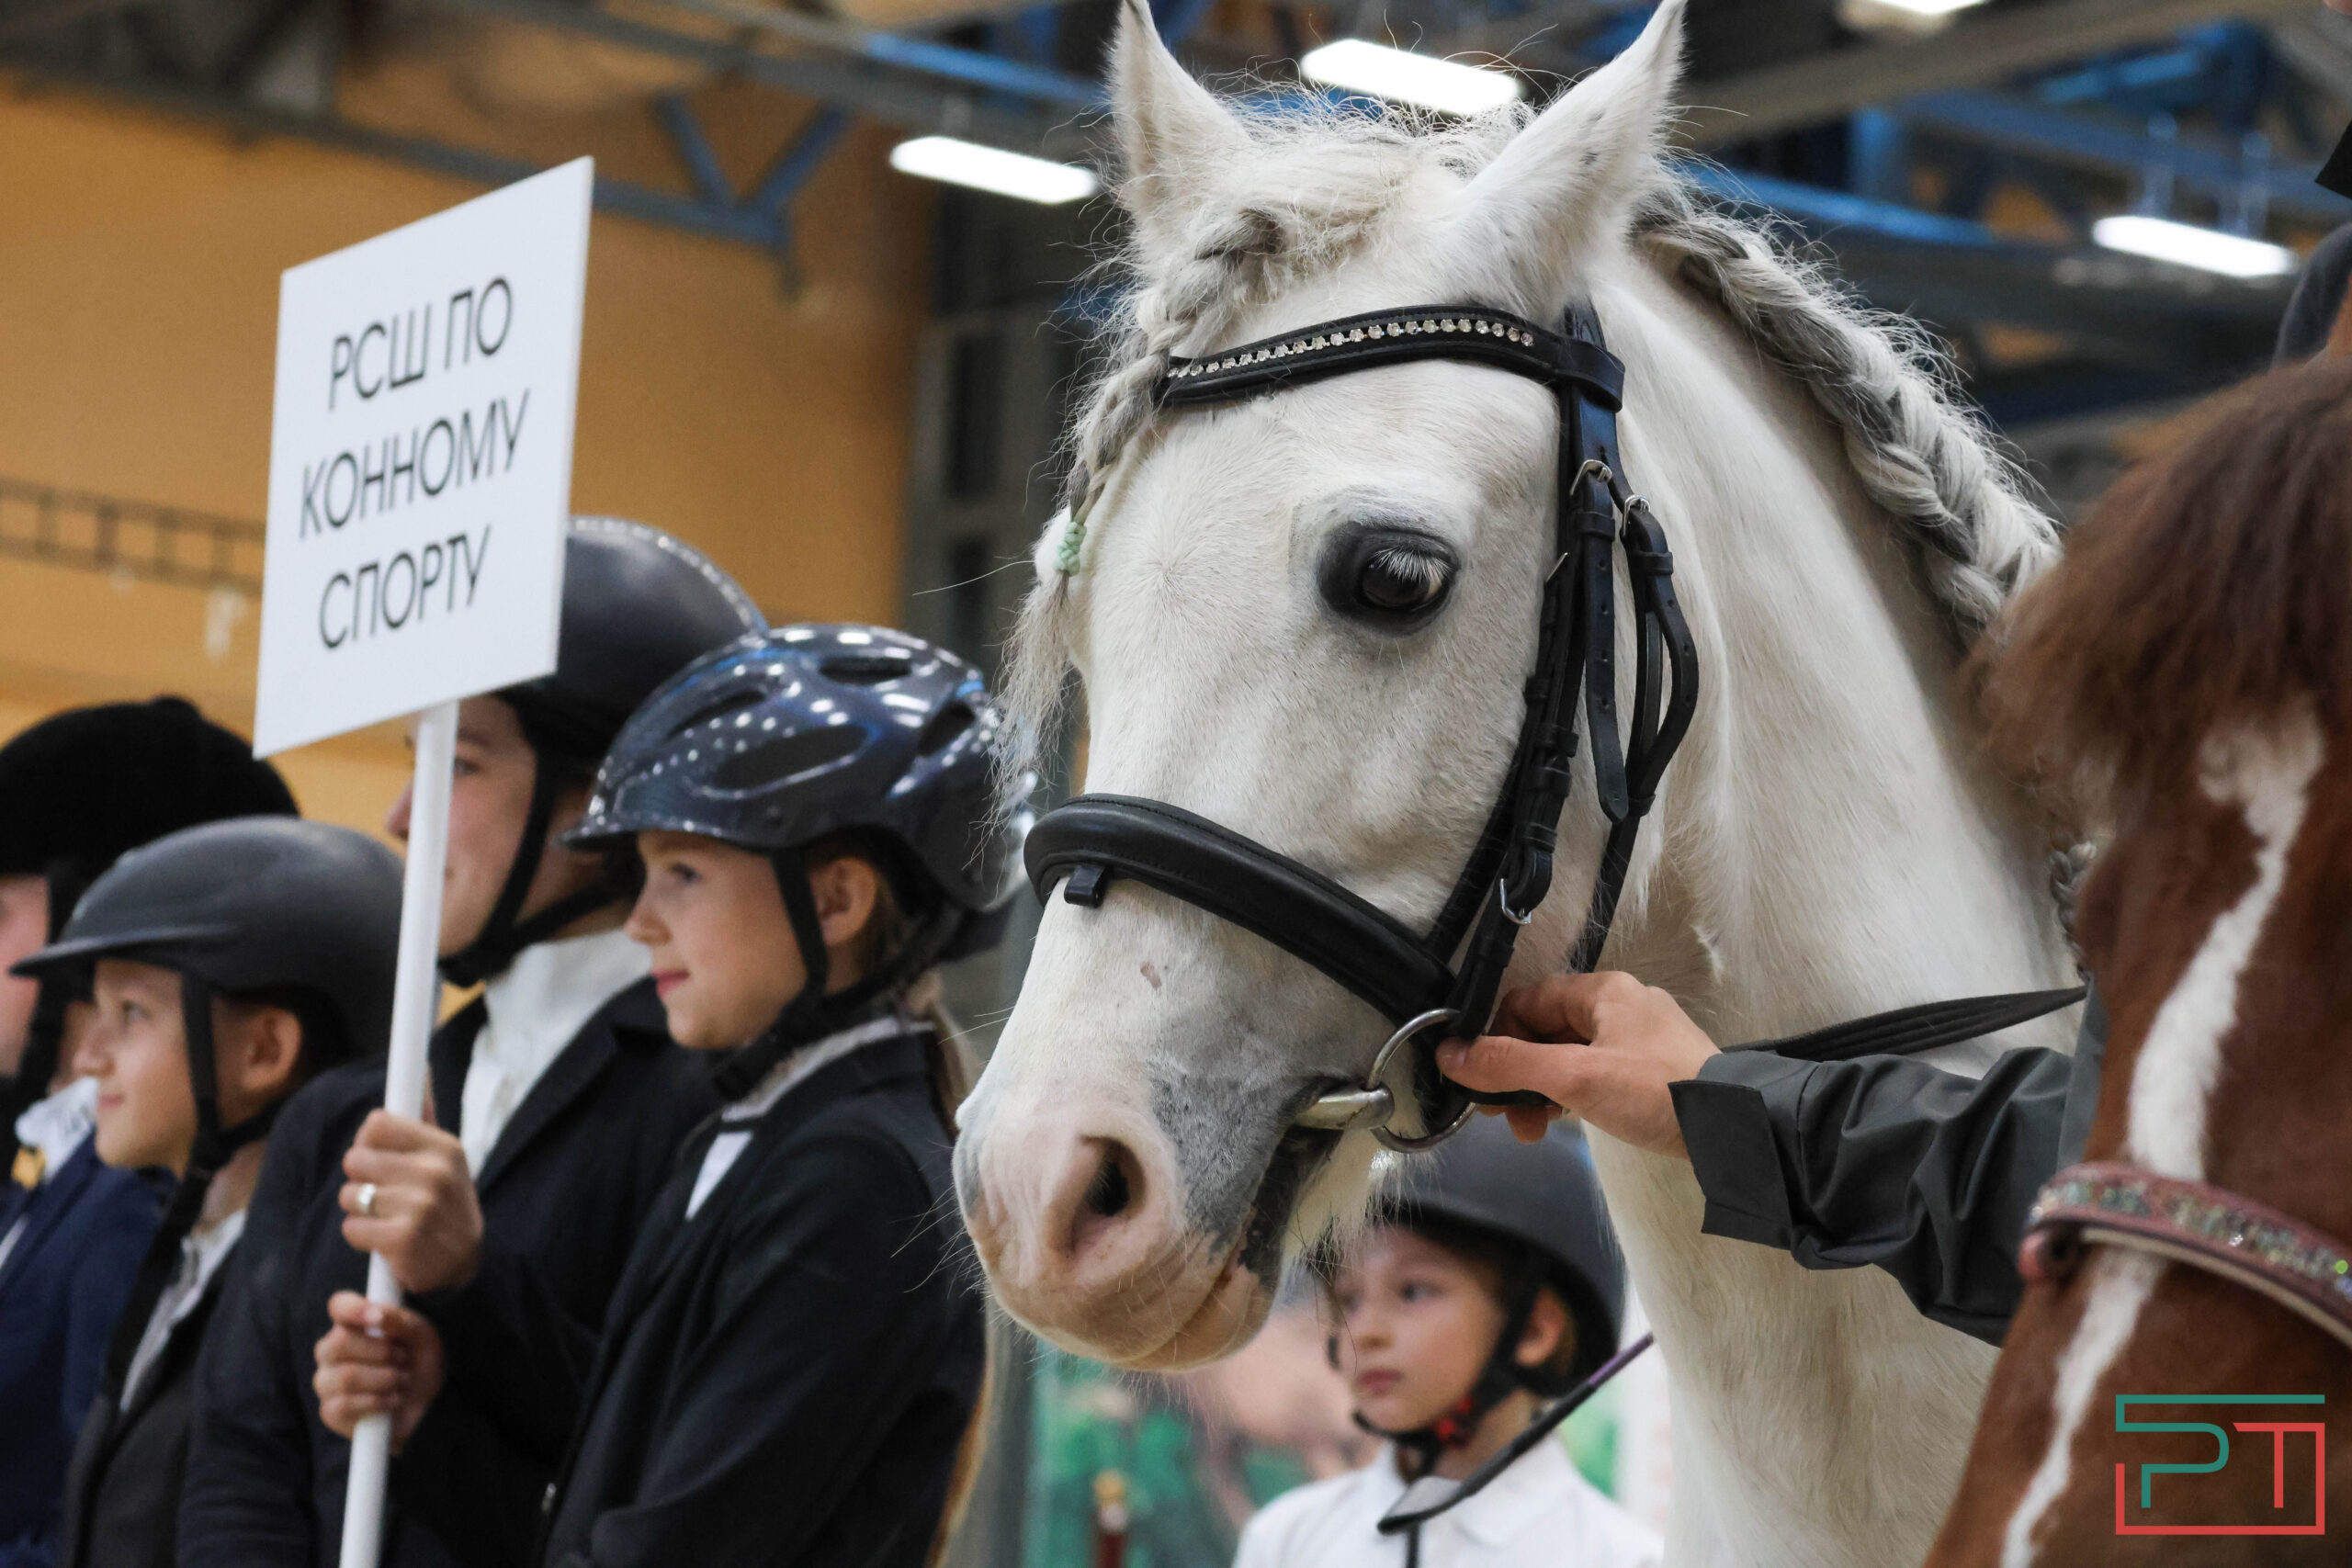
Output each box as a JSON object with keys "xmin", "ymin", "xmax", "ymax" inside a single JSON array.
[
  {"xmin": 121, "ymin": 1206, "xmax": 247, "ymax": 1406},
  {"xmin": 683, "ymin": 1015, "xmax": 922, "ymax": 1220},
  {"xmin": 459, "ymin": 927, "xmax": 650, "ymax": 1173},
  {"xmin": 721, "ymin": 1014, "xmax": 922, "ymax": 1121},
  {"xmin": 1363, "ymin": 1438, "xmax": 1599, "ymax": 1549},
  {"xmin": 14, "ymin": 1077, "xmax": 98, "ymax": 1176}
]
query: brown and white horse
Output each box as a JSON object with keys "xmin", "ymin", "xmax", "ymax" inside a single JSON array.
[{"xmin": 1928, "ymin": 356, "xmax": 2352, "ymax": 1564}]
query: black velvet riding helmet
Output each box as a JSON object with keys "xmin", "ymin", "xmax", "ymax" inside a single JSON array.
[{"xmin": 0, "ymin": 697, "xmax": 298, "ymax": 1137}]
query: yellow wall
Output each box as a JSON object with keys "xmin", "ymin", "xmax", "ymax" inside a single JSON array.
[{"xmin": 0, "ymin": 73, "xmax": 932, "ymax": 831}]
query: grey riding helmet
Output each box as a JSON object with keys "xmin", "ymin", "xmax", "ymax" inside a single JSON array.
[
  {"xmin": 441, "ymin": 516, "xmax": 767, "ymax": 987},
  {"xmin": 14, "ymin": 817, "xmax": 405, "ymax": 1157},
  {"xmin": 568, "ymin": 625, "xmax": 1023, "ymax": 960},
  {"xmin": 1383, "ymin": 1114, "xmax": 1628, "ymax": 1390}
]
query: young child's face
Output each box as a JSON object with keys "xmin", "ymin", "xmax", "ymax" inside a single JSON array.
[
  {"xmin": 1329, "ymin": 1225, "xmax": 1509, "ymax": 1435},
  {"xmin": 628, "ymin": 831, "xmax": 810, "ymax": 1050},
  {"xmin": 79, "ymin": 958, "xmax": 199, "ymax": 1172}
]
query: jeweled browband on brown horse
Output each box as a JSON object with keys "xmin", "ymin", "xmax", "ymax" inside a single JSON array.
[{"xmin": 2027, "ymin": 1160, "xmax": 2352, "ymax": 1352}]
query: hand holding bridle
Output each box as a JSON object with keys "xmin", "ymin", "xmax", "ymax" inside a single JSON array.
[{"xmin": 1437, "ymin": 973, "xmax": 1718, "ymax": 1158}]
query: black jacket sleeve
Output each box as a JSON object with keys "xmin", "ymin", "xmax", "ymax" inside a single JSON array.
[
  {"xmin": 412, "ymin": 1230, "xmax": 601, "ymax": 1462},
  {"xmin": 1668, "ymin": 994, "xmax": 2105, "ymax": 1344},
  {"xmin": 561, "ymin": 1125, "xmax": 962, "ymax": 1568},
  {"xmin": 178, "ymin": 1121, "xmax": 321, "ymax": 1568}
]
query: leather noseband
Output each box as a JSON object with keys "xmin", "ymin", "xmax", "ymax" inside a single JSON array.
[{"xmin": 1026, "ymin": 304, "xmax": 1699, "ymax": 1150}]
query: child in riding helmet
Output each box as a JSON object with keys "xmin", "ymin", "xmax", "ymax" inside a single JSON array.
[
  {"xmin": 10, "ymin": 818, "xmax": 401, "ymax": 1568},
  {"xmin": 311, "ymin": 624, "xmax": 1019, "ymax": 1568},
  {"xmin": 1237, "ymin": 1117, "xmax": 1660, "ymax": 1568},
  {"xmin": 183, "ymin": 518, "xmax": 757, "ymax": 1568},
  {"xmin": 0, "ymin": 697, "xmax": 298, "ymax": 1566}
]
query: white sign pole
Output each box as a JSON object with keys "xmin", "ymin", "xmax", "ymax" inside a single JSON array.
[{"xmin": 337, "ymin": 698, "xmax": 458, "ymax": 1568}]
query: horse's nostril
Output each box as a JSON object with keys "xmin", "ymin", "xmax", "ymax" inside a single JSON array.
[{"xmin": 1083, "ymin": 1144, "xmax": 1134, "ymax": 1219}]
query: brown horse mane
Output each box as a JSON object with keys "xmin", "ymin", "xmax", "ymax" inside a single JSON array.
[{"xmin": 1977, "ymin": 355, "xmax": 2352, "ymax": 825}]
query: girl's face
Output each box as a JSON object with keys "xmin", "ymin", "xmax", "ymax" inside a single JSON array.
[
  {"xmin": 628, "ymin": 833, "xmax": 808, "ymax": 1050},
  {"xmin": 80, "ymin": 959, "xmax": 198, "ymax": 1172},
  {"xmin": 1329, "ymin": 1226, "xmax": 1510, "ymax": 1435},
  {"xmin": 627, "ymin": 831, "xmax": 886, "ymax": 1051}
]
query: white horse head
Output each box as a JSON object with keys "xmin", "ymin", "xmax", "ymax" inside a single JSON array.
[{"xmin": 958, "ymin": 3, "xmax": 2075, "ymax": 1557}]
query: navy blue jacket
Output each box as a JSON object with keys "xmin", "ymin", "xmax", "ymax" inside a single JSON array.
[{"xmin": 0, "ymin": 1141, "xmax": 166, "ymax": 1567}]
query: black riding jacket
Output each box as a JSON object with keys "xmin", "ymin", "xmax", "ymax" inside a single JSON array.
[
  {"xmin": 179, "ymin": 980, "xmax": 713, "ymax": 1568},
  {"xmin": 1668, "ymin": 992, "xmax": 2107, "ymax": 1344},
  {"xmin": 409, "ymin": 1022, "xmax": 985, "ymax": 1568}
]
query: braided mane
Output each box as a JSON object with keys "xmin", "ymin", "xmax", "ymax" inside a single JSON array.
[{"xmin": 1003, "ymin": 98, "xmax": 2060, "ymax": 793}]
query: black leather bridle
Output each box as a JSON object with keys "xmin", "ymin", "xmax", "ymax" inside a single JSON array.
[{"xmin": 1026, "ymin": 303, "xmax": 1699, "ymax": 1151}]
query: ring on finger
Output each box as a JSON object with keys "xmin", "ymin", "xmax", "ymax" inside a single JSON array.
[{"xmin": 356, "ymin": 1181, "xmax": 379, "ymax": 1218}]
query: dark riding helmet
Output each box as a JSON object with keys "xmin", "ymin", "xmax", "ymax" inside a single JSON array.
[
  {"xmin": 569, "ymin": 625, "xmax": 1024, "ymax": 1096},
  {"xmin": 15, "ymin": 817, "xmax": 404, "ymax": 1120},
  {"xmin": 0, "ymin": 697, "xmax": 298, "ymax": 926},
  {"xmin": 441, "ymin": 517, "xmax": 765, "ymax": 987},
  {"xmin": 0, "ymin": 698, "xmax": 297, "ymax": 1132},
  {"xmin": 568, "ymin": 624, "xmax": 1022, "ymax": 952},
  {"xmin": 1383, "ymin": 1115, "xmax": 1627, "ymax": 1392}
]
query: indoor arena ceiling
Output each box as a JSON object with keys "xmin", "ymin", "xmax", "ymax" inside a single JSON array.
[{"xmin": 6, "ymin": 0, "xmax": 2348, "ymax": 419}]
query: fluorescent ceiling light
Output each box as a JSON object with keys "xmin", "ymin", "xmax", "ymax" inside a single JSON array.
[
  {"xmin": 2091, "ymin": 214, "xmax": 2296, "ymax": 279},
  {"xmin": 888, "ymin": 137, "xmax": 1097, "ymax": 205},
  {"xmin": 1861, "ymin": 0, "xmax": 1986, "ymax": 14},
  {"xmin": 1299, "ymin": 39, "xmax": 1521, "ymax": 117}
]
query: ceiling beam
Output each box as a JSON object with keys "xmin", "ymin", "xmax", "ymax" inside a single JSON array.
[
  {"xmin": 434, "ymin": 0, "xmax": 1083, "ymax": 152},
  {"xmin": 1680, "ymin": 0, "xmax": 2326, "ymax": 147}
]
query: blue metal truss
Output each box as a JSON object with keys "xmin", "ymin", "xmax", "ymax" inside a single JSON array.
[{"xmin": 653, "ymin": 95, "xmax": 854, "ymax": 252}]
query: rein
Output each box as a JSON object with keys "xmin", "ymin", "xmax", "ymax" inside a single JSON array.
[
  {"xmin": 1026, "ymin": 304, "xmax": 1700, "ymax": 1150},
  {"xmin": 2026, "ymin": 1161, "xmax": 2352, "ymax": 1354}
]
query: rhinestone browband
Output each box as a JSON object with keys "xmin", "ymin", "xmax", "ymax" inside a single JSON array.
[
  {"xmin": 1156, "ymin": 305, "xmax": 1625, "ymax": 412},
  {"xmin": 2027, "ymin": 1161, "xmax": 2352, "ymax": 1352}
]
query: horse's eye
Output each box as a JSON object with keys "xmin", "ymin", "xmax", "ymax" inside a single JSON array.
[
  {"xmin": 1320, "ymin": 528, "xmax": 1457, "ymax": 629},
  {"xmin": 1358, "ymin": 547, "xmax": 1450, "ymax": 613}
]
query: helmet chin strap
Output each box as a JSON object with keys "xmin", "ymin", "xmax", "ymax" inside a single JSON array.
[
  {"xmin": 707, "ymin": 857, "xmax": 961, "ymax": 1103},
  {"xmin": 440, "ymin": 750, "xmax": 626, "ymax": 988},
  {"xmin": 99, "ymin": 975, "xmax": 286, "ymax": 1405}
]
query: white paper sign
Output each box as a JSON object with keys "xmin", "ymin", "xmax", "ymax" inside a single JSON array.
[{"xmin": 254, "ymin": 158, "xmax": 594, "ymax": 756}]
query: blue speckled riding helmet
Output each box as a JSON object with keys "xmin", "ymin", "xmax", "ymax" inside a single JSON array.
[{"xmin": 568, "ymin": 624, "xmax": 1022, "ymax": 960}]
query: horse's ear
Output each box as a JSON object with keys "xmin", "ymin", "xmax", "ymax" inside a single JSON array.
[
  {"xmin": 1111, "ymin": 0, "xmax": 1250, "ymax": 256},
  {"xmin": 1455, "ymin": 0, "xmax": 1687, "ymax": 312}
]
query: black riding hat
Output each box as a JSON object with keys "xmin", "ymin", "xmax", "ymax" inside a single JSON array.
[
  {"xmin": 442, "ymin": 517, "xmax": 765, "ymax": 986},
  {"xmin": 0, "ymin": 698, "xmax": 298, "ymax": 1134},
  {"xmin": 1384, "ymin": 1115, "xmax": 1627, "ymax": 1391},
  {"xmin": 570, "ymin": 624, "xmax": 1024, "ymax": 1096},
  {"xmin": 14, "ymin": 816, "xmax": 404, "ymax": 1086}
]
